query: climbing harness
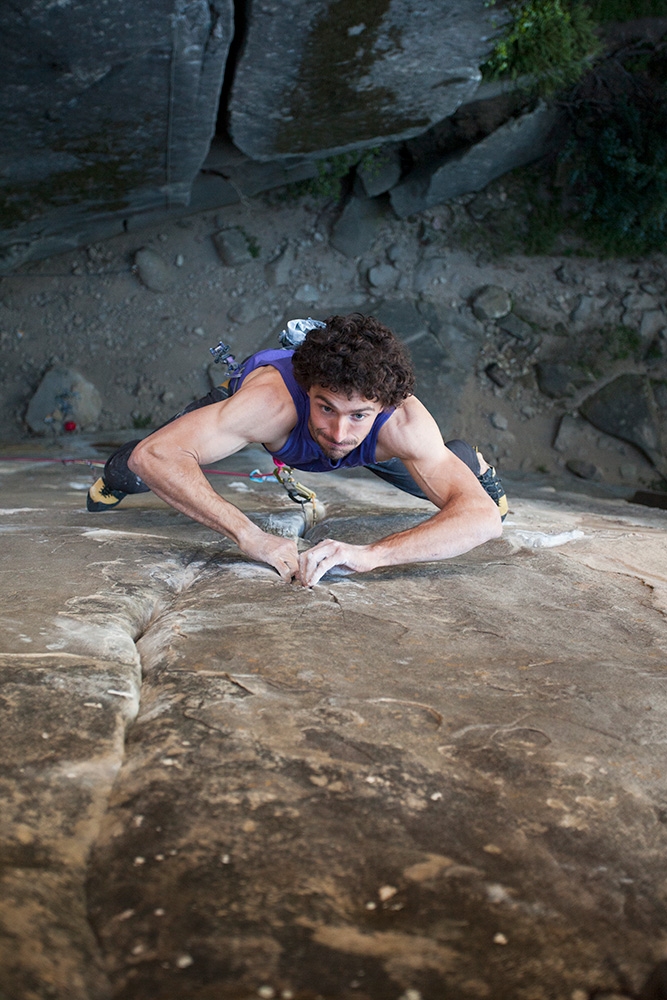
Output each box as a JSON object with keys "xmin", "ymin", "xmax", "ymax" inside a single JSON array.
[{"xmin": 208, "ymin": 340, "xmax": 241, "ymax": 373}]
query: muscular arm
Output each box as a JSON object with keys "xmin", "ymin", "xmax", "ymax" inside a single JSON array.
[
  {"xmin": 128, "ymin": 375, "xmax": 301, "ymax": 581},
  {"xmin": 299, "ymin": 396, "xmax": 502, "ymax": 586}
]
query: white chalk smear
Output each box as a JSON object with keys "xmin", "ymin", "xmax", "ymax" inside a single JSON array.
[
  {"xmin": 511, "ymin": 529, "xmax": 585, "ymax": 549},
  {"xmin": 0, "ymin": 507, "xmax": 46, "ymax": 514},
  {"xmin": 82, "ymin": 528, "xmax": 170, "ymax": 541}
]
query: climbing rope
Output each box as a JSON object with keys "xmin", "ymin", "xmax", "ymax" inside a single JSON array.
[{"xmin": 0, "ymin": 455, "xmax": 319, "ymax": 515}]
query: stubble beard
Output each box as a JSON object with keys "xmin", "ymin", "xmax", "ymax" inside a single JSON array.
[{"xmin": 311, "ymin": 426, "xmax": 359, "ymax": 460}]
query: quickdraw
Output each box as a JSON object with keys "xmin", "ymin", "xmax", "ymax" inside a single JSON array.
[{"xmin": 271, "ymin": 460, "xmax": 319, "ymax": 525}]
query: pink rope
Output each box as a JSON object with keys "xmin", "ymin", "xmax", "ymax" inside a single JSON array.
[{"xmin": 0, "ymin": 455, "xmax": 275, "ymax": 480}]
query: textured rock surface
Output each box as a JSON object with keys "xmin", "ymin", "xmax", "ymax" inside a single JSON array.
[
  {"xmin": 390, "ymin": 103, "xmax": 560, "ymax": 218},
  {"xmin": 2, "ymin": 451, "xmax": 667, "ymax": 999},
  {"xmin": 0, "ymin": 0, "xmax": 233, "ymax": 263},
  {"xmin": 229, "ymin": 0, "xmax": 495, "ymax": 160}
]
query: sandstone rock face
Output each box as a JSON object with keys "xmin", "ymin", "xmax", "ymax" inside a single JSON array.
[
  {"xmin": 2, "ymin": 454, "xmax": 667, "ymax": 998},
  {"xmin": 228, "ymin": 0, "xmax": 494, "ymax": 161},
  {"xmin": 0, "ymin": 0, "xmax": 233, "ymax": 256}
]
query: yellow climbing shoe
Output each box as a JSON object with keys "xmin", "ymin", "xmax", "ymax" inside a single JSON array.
[
  {"xmin": 86, "ymin": 477, "xmax": 126, "ymax": 512},
  {"xmin": 478, "ymin": 465, "xmax": 509, "ymax": 521}
]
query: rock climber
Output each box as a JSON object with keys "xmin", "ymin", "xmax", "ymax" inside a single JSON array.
[{"xmin": 87, "ymin": 313, "xmax": 507, "ymax": 587}]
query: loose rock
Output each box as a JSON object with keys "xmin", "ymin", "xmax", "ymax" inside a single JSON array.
[
  {"xmin": 566, "ymin": 459, "xmax": 600, "ymax": 480},
  {"xmin": 485, "ymin": 362, "xmax": 512, "ymax": 388},
  {"xmin": 497, "ymin": 312, "xmax": 532, "ymax": 341},
  {"xmin": 413, "ymin": 258, "xmax": 447, "ymax": 294},
  {"xmin": 294, "ymin": 284, "xmax": 319, "ymax": 303},
  {"xmin": 640, "ymin": 309, "xmax": 666, "ymax": 341},
  {"xmin": 357, "ymin": 148, "xmax": 402, "ymax": 198},
  {"xmin": 367, "ymin": 263, "xmax": 399, "ymax": 290},
  {"xmin": 213, "ymin": 228, "xmax": 257, "ymax": 266},
  {"xmin": 536, "ymin": 362, "xmax": 593, "ymax": 399},
  {"xmin": 472, "ymin": 285, "xmax": 511, "ymax": 321},
  {"xmin": 134, "ymin": 247, "xmax": 171, "ymax": 292},
  {"xmin": 25, "ymin": 367, "xmax": 102, "ymax": 434},
  {"xmin": 265, "ymin": 244, "xmax": 295, "ymax": 286},
  {"xmin": 330, "ymin": 196, "xmax": 387, "ymax": 259}
]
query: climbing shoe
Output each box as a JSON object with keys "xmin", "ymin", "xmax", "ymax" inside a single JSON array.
[
  {"xmin": 86, "ymin": 477, "xmax": 127, "ymax": 512},
  {"xmin": 478, "ymin": 465, "xmax": 509, "ymax": 521}
]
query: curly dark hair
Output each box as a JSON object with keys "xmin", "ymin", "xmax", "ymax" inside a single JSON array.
[{"xmin": 291, "ymin": 314, "xmax": 415, "ymax": 408}]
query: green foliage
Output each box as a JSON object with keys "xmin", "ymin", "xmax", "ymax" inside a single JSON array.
[
  {"xmin": 482, "ymin": 0, "xmax": 600, "ymax": 94},
  {"xmin": 586, "ymin": 0, "xmax": 667, "ymax": 22},
  {"xmin": 604, "ymin": 325, "xmax": 642, "ymax": 361},
  {"xmin": 562, "ymin": 83, "xmax": 667, "ymax": 254},
  {"xmin": 132, "ymin": 413, "xmax": 152, "ymax": 429},
  {"xmin": 299, "ymin": 152, "xmax": 360, "ymax": 200},
  {"xmin": 358, "ymin": 146, "xmax": 388, "ymax": 179},
  {"xmin": 520, "ymin": 171, "xmax": 569, "ymax": 253},
  {"xmin": 237, "ymin": 227, "xmax": 260, "ymax": 259}
]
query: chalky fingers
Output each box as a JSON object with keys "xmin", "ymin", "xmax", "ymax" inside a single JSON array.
[{"xmin": 299, "ymin": 539, "xmax": 340, "ymax": 587}]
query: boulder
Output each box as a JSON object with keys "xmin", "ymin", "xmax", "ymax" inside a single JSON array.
[
  {"xmin": 134, "ymin": 247, "xmax": 171, "ymax": 292},
  {"xmin": 228, "ymin": 0, "xmax": 495, "ymax": 160},
  {"xmin": 294, "ymin": 284, "xmax": 320, "ymax": 303},
  {"xmin": 330, "ymin": 195, "xmax": 387, "ymax": 259},
  {"xmin": 536, "ymin": 363, "xmax": 576, "ymax": 399},
  {"xmin": 570, "ymin": 294, "xmax": 602, "ymax": 326},
  {"xmin": 375, "ymin": 299, "xmax": 485, "ymax": 434},
  {"xmin": 0, "ymin": 0, "xmax": 233, "ymax": 246},
  {"xmin": 265, "ymin": 244, "xmax": 296, "ymax": 287},
  {"xmin": 213, "ymin": 228, "xmax": 258, "ymax": 266},
  {"xmin": 375, "ymin": 299, "xmax": 429, "ymax": 343},
  {"xmin": 357, "ymin": 148, "xmax": 403, "ymax": 198},
  {"xmin": 413, "ymin": 257, "xmax": 447, "ymax": 295},
  {"xmin": 472, "ymin": 285, "xmax": 511, "ymax": 321},
  {"xmin": 25, "ymin": 367, "xmax": 102, "ymax": 434},
  {"xmin": 640, "ymin": 309, "xmax": 666, "ymax": 341},
  {"xmin": 367, "ymin": 263, "xmax": 399, "ymax": 290},
  {"xmin": 497, "ymin": 312, "xmax": 532, "ymax": 341},
  {"xmin": 553, "ymin": 413, "xmax": 596, "ymax": 454},
  {"xmin": 390, "ymin": 102, "xmax": 560, "ymax": 218},
  {"xmin": 579, "ymin": 374, "xmax": 667, "ymax": 473},
  {"xmin": 566, "ymin": 459, "xmax": 600, "ymax": 480}
]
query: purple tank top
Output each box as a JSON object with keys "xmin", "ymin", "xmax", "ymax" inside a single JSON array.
[{"xmin": 231, "ymin": 349, "xmax": 394, "ymax": 472}]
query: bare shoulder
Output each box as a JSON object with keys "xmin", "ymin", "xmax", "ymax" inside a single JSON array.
[
  {"xmin": 225, "ymin": 366, "xmax": 296, "ymax": 444},
  {"xmin": 132, "ymin": 364, "xmax": 296, "ymax": 466},
  {"xmin": 375, "ymin": 395, "xmax": 446, "ymax": 462}
]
